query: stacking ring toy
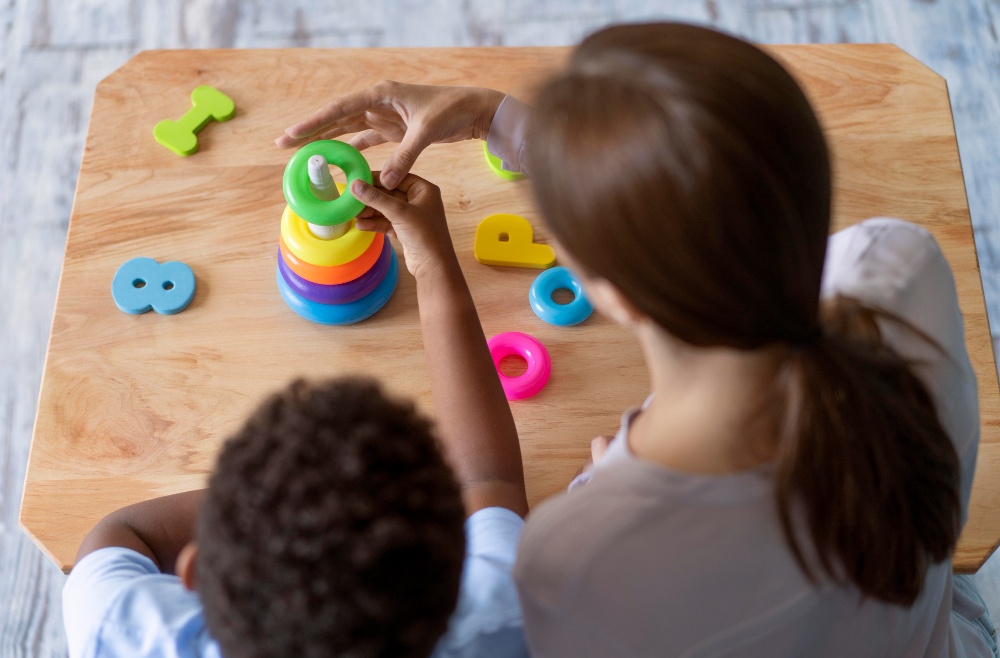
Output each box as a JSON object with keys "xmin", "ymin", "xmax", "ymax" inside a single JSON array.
[
  {"xmin": 529, "ymin": 266, "xmax": 593, "ymax": 326},
  {"xmin": 280, "ymin": 233, "xmax": 384, "ymax": 285},
  {"xmin": 283, "ymin": 140, "xmax": 372, "ymax": 226},
  {"xmin": 277, "ymin": 246, "xmax": 399, "ymax": 325},
  {"xmin": 278, "ymin": 238, "xmax": 391, "ymax": 305},
  {"xmin": 487, "ymin": 332, "xmax": 551, "ymax": 401},
  {"xmin": 280, "ymin": 206, "xmax": 376, "ymax": 267}
]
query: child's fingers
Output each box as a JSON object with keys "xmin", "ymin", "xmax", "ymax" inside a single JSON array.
[
  {"xmin": 369, "ymin": 172, "xmax": 411, "ymax": 202},
  {"xmin": 351, "ymin": 179, "xmax": 410, "ymax": 219},
  {"xmin": 354, "ymin": 191, "xmax": 404, "ymax": 218},
  {"xmin": 398, "ymin": 176, "xmax": 444, "ymax": 212},
  {"xmin": 374, "ymin": 170, "xmax": 436, "ymax": 200},
  {"xmin": 355, "ymin": 217, "xmax": 393, "ymax": 234}
]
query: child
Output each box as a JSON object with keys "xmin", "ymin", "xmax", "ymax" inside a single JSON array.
[
  {"xmin": 278, "ymin": 21, "xmax": 997, "ymax": 658},
  {"xmin": 64, "ymin": 173, "xmax": 530, "ymax": 657}
]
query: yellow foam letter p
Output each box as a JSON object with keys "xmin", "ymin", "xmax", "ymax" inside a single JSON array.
[{"xmin": 474, "ymin": 214, "xmax": 556, "ymax": 269}]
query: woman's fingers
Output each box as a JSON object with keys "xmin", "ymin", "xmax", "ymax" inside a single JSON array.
[
  {"xmin": 348, "ymin": 129, "xmax": 390, "ymax": 152},
  {"xmin": 591, "ymin": 436, "xmax": 612, "ymax": 461},
  {"xmin": 278, "ymin": 110, "xmax": 402, "ymax": 148},
  {"xmin": 281, "ymin": 87, "xmax": 384, "ymax": 141},
  {"xmin": 379, "ymin": 125, "xmax": 433, "ymax": 190},
  {"xmin": 274, "ymin": 132, "xmax": 307, "ymax": 149},
  {"xmin": 316, "ymin": 120, "xmax": 370, "ymax": 142}
]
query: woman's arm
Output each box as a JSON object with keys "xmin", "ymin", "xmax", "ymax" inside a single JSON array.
[
  {"xmin": 484, "ymin": 95, "xmax": 533, "ymax": 176},
  {"xmin": 275, "ymin": 82, "xmax": 507, "ymax": 190},
  {"xmin": 351, "ymin": 174, "xmax": 529, "ymax": 517},
  {"xmin": 75, "ymin": 489, "xmax": 204, "ymax": 573}
]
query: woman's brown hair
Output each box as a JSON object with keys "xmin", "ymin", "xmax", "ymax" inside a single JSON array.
[{"xmin": 526, "ymin": 23, "xmax": 960, "ymax": 605}]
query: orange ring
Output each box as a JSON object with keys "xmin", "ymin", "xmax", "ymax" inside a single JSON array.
[{"xmin": 279, "ymin": 232, "xmax": 386, "ymax": 285}]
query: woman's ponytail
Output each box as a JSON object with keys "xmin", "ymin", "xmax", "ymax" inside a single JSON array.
[{"xmin": 772, "ymin": 296, "xmax": 961, "ymax": 605}]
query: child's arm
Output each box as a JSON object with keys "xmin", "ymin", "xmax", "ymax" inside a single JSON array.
[
  {"xmin": 351, "ymin": 174, "xmax": 529, "ymax": 517},
  {"xmin": 74, "ymin": 489, "xmax": 203, "ymax": 573}
]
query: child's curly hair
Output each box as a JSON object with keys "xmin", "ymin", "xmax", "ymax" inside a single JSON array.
[{"xmin": 196, "ymin": 378, "xmax": 466, "ymax": 658}]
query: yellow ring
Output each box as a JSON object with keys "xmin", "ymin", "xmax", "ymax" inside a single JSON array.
[{"xmin": 280, "ymin": 205, "xmax": 376, "ymax": 267}]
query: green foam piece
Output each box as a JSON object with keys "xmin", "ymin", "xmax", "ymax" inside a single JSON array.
[
  {"xmin": 484, "ymin": 141, "xmax": 525, "ymax": 181},
  {"xmin": 153, "ymin": 85, "xmax": 236, "ymax": 156}
]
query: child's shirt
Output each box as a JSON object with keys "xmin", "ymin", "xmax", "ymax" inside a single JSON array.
[
  {"xmin": 513, "ymin": 217, "xmax": 990, "ymax": 657},
  {"xmin": 64, "ymin": 506, "xmax": 527, "ymax": 658}
]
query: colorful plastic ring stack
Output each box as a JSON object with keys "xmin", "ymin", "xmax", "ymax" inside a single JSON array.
[{"xmin": 275, "ymin": 140, "xmax": 398, "ymax": 325}]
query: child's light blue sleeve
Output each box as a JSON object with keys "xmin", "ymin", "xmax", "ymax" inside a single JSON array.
[
  {"xmin": 433, "ymin": 507, "xmax": 529, "ymax": 658},
  {"xmin": 63, "ymin": 547, "xmax": 161, "ymax": 657},
  {"xmin": 63, "ymin": 547, "xmax": 219, "ymax": 658}
]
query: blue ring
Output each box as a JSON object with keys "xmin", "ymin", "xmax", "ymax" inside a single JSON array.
[
  {"xmin": 277, "ymin": 245, "xmax": 399, "ymax": 325},
  {"xmin": 529, "ymin": 266, "xmax": 593, "ymax": 326}
]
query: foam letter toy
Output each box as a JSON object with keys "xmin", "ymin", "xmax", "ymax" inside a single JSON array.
[
  {"xmin": 474, "ymin": 214, "xmax": 556, "ymax": 269},
  {"xmin": 112, "ymin": 257, "xmax": 196, "ymax": 315},
  {"xmin": 154, "ymin": 86, "xmax": 235, "ymax": 156}
]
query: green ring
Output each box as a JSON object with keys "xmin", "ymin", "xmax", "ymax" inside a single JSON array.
[{"xmin": 282, "ymin": 140, "xmax": 373, "ymax": 226}]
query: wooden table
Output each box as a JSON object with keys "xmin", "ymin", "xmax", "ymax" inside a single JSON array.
[{"xmin": 19, "ymin": 45, "xmax": 1000, "ymax": 573}]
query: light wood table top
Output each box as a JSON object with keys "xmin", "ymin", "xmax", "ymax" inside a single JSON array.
[{"xmin": 20, "ymin": 45, "xmax": 1000, "ymax": 573}]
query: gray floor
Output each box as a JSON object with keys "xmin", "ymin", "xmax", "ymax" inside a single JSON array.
[{"xmin": 1, "ymin": 0, "xmax": 998, "ymax": 654}]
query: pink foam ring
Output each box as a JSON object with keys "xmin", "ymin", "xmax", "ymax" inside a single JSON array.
[{"xmin": 487, "ymin": 331, "xmax": 552, "ymax": 401}]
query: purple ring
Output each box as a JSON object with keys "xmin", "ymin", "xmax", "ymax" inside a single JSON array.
[{"xmin": 277, "ymin": 239, "xmax": 392, "ymax": 305}]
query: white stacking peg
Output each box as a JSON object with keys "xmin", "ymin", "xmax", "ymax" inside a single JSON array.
[{"xmin": 307, "ymin": 155, "xmax": 349, "ymax": 240}]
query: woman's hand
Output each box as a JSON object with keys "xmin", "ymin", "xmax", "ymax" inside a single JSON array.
[
  {"xmin": 276, "ymin": 82, "xmax": 506, "ymax": 190},
  {"xmin": 574, "ymin": 436, "xmax": 613, "ymax": 479},
  {"xmin": 350, "ymin": 171, "xmax": 457, "ymax": 280}
]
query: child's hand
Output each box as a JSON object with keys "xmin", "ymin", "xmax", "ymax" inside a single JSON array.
[
  {"xmin": 350, "ymin": 172, "xmax": 457, "ymax": 280},
  {"xmin": 276, "ymin": 82, "xmax": 506, "ymax": 190}
]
